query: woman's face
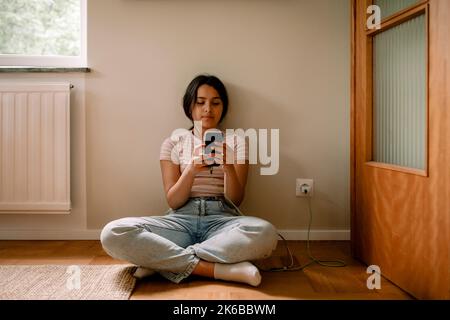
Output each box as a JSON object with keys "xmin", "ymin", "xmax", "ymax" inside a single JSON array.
[{"xmin": 191, "ymin": 84, "xmax": 223, "ymax": 131}]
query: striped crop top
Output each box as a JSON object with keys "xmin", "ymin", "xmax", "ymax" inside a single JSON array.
[{"xmin": 159, "ymin": 129, "xmax": 248, "ymax": 197}]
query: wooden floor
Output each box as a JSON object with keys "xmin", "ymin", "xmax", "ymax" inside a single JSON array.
[{"xmin": 0, "ymin": 240, "xmax": 413, "ymax": 300}]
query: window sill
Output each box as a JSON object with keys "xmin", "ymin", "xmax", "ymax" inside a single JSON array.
[{"xmin": 0, "ymin": 66, "xmax": 91, "ymax": 73}]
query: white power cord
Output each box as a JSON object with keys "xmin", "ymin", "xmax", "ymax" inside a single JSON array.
[{"xmin": 223, "ymin": 194, "xmax": 347, "ymax": 272}]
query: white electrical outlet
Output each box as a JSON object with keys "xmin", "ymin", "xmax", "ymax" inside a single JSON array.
[{"xmin": 296, "ymin": 178, "xmax": 314, "ymax": 197}]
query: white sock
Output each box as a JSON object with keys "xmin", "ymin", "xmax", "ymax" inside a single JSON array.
[
  {"xmin": 213, "ymin": 261, "xmax": 262, "ymax": 287},
  {"xmin": 133, "ymin": 267, "xmax": 156, "ymax": 279}
]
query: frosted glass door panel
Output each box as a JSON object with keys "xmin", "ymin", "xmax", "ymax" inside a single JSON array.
[
  {"xmin": 375, "ymin": 0, "xmax": 421, "ymax": 19},
  {"xmin": 373, "ymin": 14, "xmax": 426, "ymax": 170}
]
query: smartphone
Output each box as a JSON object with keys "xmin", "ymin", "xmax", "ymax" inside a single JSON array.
[{"xmin": 204, "ymin": 129, "xmax": 223, "ymax": 167}]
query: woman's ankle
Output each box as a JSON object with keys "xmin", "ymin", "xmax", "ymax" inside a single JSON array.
[{"xmin": 191, "ymin": 260, "xmax": 215, "ymax": 278}]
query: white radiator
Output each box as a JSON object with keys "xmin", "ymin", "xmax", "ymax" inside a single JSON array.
[{"xmin": 0, "ymin": 83, "xmax": 71, "ymax": 214}]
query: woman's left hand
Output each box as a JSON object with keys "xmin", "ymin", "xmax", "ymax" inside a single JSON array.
[{"xmin": 213, "ymin": 142, "xmax": 235, "ymax": 172}]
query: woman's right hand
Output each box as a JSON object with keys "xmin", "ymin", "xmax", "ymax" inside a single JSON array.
[{"xmin": 186, "ymin": 143, "xmax": 210, "ymax": 175}]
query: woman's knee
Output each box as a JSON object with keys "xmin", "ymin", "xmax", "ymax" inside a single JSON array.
[
  {"xmin": 239, "ymin": 217, "xmax": 278, "ymax": 255},
  {"xmin": 100, "ymin": 218, "xmax": 141, "ymax": 254},
  {"xmin": 258, "ymin": 220, "xmax": 279, "ymax": 253}
]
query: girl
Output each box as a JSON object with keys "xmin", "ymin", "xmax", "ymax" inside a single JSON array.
[{"xmin": 101, "ymin": 74, "xmax": 278, "ymax": 286}]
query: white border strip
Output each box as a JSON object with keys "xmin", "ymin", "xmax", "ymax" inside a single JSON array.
[{"xmin": 0, "ymin": 229, "xmax": 350, "ymax": 240}]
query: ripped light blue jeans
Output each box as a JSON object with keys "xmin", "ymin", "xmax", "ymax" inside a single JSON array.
[{"xmin": 100, "ymin": 197, "xmax": 279, "ymax": 283}]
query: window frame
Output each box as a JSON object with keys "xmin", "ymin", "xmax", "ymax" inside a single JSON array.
[{"xmin": 0, "ymin": 0, "xmax": 87, "ymax": 68}]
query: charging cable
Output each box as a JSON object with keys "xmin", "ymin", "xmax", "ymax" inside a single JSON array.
[{"xmin": 223, "ymin": 193, "xmax": 347, "ymax": 272}]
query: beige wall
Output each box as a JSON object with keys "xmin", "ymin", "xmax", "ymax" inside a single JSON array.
[
  {"xmin": 0, "ymin": 0, "xmax": 350, "ymax": 237},
  {"xmin": 86, "ymin": 0, "xmax": 350, "ymax": 230}
]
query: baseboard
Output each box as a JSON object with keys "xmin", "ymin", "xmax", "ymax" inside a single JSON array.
[
  {"xmin": 0, "ymin": 229, "xmax": 350, "ymax": 240},
  {"xmin": 0, "ymin": 229, "xmax": 102, "ymax": 240},
  {"xmin": 277, "ymin": 229, "xmax": 350, "ymax": 240}
]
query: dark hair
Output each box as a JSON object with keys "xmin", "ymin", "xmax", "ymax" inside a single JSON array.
[{"xmin": 183, "ymin": 74, "xmax": 229, "ymax": 129}]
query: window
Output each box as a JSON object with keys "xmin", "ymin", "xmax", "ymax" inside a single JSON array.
[{"xmin": 0, "ymin": 0, "xmax": 86, "ymax": 67}]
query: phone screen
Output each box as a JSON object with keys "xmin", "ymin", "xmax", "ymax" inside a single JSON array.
[{"xmin": 204, "ymin": 130, "xmax": 223, "ymax": 166}]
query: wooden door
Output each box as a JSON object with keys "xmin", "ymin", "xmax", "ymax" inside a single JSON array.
[{"xmin": 351, "ymin": 0, "xmax": 449, "ymax": 299}]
